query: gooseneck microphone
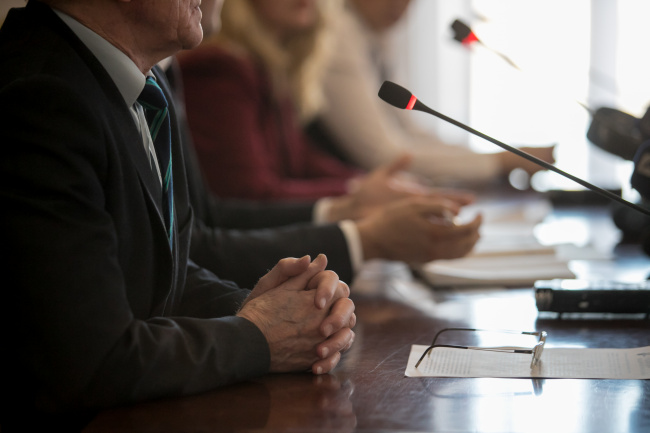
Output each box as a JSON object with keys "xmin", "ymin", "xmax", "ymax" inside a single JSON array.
[
  {"xmin": 451, "ymin": 19, "xmax": 520, "ymax": 71},
  {"xmin": 450, "ymin": 19, "xmax": 594, "ymax": 115},
  {"xmin": 378, "ymin": 80, "xmax": 650, "ymax": 217}
]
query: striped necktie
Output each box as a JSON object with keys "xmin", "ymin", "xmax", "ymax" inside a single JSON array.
[{"xmin": 137, "ymin": 76, "xmax": 174, "ymax": 247}]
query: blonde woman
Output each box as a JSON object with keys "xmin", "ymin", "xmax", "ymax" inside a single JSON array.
[{"xmin": 178, "ymin": 0, "xmax": 362, "ymax": 201}]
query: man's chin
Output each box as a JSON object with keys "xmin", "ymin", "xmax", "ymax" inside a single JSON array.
[{"xmin": 181, "ymin": 28, "xmax": 204, "ymax": 50}]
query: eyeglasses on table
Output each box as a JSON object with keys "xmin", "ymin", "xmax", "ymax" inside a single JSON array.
[{"xmin": 415, "ymin": 328, "xmax": 547, "ymax": 369}]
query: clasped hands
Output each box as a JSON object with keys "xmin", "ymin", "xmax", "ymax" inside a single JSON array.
[{"xmin": 237, "ymin": 254, "xmax": 355, "ymax": 375}]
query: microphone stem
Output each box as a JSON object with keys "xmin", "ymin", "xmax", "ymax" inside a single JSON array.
[{"xmin": 413, "ymin": 100, "xmax": 650, "ymax": 217}]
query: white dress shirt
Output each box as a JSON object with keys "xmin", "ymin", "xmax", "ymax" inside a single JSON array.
[{"xmin": 54, "ymin": 9, "xmax": 163, "ymax": 186}]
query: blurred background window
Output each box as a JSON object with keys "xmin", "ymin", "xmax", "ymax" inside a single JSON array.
[{"xmin": 398, "ymin": 0, "xmax": 650, "ymax": 197}]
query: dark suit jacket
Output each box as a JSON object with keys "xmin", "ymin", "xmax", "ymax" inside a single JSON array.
[
  {"xmin": 0, "ymin": 1, "xmax": 269, "ymax": 427},
  {"xmin": 165, "ymin": 60, "xmax": 355, "ymax": 288}
]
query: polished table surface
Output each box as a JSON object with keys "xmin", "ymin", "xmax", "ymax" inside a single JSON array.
[{"xmin": 83, "ymin": 201, "xmax": 650, "ymax": 433}]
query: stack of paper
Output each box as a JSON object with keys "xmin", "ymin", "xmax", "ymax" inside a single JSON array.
[
  {"xmin": 416, "ymin": 198, "xmax": 608, "ymax": 287},
  {"xmin": 419, "ymin": 250, "xmax": 575, "ymax": 287}
]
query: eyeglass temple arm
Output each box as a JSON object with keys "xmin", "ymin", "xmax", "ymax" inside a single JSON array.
[
  {"xmin": 430, "ymin": 328, "xmax": 544, "ymax": 346},
  {"xmin": 417, "ymin": 328, "xmax": 546, "ymax": 369},
  {"xmin": 415, "ymin": 344, "xmax": 462, "ymax": 368},
  {"xmin": 414, "ymin": 344, "xmax": 539, "ymax": 368}
]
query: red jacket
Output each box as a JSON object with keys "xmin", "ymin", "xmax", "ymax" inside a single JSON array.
[{"xmin": 178, "ymin": 44, "xmax": 361, "ymax": 201}]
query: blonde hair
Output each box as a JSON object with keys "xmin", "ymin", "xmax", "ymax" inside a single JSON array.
[{"xmin": 210, "ymin": 0, "xmax": 339, "ymax": 121}]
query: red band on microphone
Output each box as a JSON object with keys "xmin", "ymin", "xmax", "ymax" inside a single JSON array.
[
  {"xmin": 406, "ymin": 95, "xmax": 417, "ymax": 110},
  {"xmin": 462, "ymin": 32, "xmax": 479, "ymax": 46}
]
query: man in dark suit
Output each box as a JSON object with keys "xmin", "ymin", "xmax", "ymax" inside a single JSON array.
[{"xmin": 0, "ymin": 0, "xmax": 355, "ymax": 429}]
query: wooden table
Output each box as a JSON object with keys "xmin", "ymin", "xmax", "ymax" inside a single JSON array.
[{"xmin": 83, "ymin": 203, "xmax": 650, "ymax": 433}]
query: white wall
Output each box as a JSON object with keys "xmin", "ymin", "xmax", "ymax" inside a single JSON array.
[{"xmin": 394, "ymin": 0, "xmax": 473, "ymax": 145}]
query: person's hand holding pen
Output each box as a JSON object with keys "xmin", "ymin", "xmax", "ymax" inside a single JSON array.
[
  {"xmin": 355, "ymin": 196, "xmax": 482, "ymax": 264},
  {"xmin": 238, "ymin": 254, "xmax": 356, "ymax": 375}
]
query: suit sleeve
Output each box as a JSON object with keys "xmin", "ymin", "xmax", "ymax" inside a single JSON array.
[
  {"xmin": 1, "ymin": 75, "xmax": 269, "ymax": 412},
  {"xmin": 181, "ymin": 123, "xmax": 318, "ymax": 229},
  {"xmin": 190, "ymin": 219, "xmax": 354, "ymax": 289}
]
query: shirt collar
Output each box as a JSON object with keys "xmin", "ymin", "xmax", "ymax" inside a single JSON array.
[{"xmin": 53, "ymin": 9, "xmax": 146, "ymax": 107}]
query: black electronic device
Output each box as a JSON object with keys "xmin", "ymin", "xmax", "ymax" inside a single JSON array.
[
  {"xmin": 586, "ymin": 107, "xmax": 646, "ymax": 160},
  {"xmin": 631, "ymin": 140, "xmax": 650, "ymax": 198},
  {"xmin": 612, "ymin": 139, "xmax": 650, "ymax": 255},
  {"xmin": 534, "ymin": 279, "xmax": 650, "ymax": 317}
]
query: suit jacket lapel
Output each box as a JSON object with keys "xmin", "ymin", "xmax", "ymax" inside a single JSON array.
[
  {"xmin": 107, "ymin": 84, "xmax": 168, "ymax": 246},
  {"xmin": 37, "ymin": 0, "xmax": 171, "ymax": 250}
]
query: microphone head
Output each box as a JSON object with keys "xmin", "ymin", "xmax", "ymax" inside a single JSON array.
[
  {"xmin": 378, "ymin": 81, "xmax": 414, "ymax": 110},
  {"xmin": 451, "ymin": 19, "xmax": 480, "ymax": 46},
  {"xmin": 451, "ymin": 19, "xmax": 473, "ymax": 42}
]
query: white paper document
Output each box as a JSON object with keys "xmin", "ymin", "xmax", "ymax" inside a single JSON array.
[
  {"xmin": 405, "ymin": 344, "xmax": 650, "ymax": 379},
  {"xmin": 418, "ymin": 253, "xmax": 576, "ymax": 287},
  {"xmin": 417, "ymin": 197, "xmax": 612, "ymax": 287}
]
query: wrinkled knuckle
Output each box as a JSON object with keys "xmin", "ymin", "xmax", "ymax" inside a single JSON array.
[
  {"xmin": 331, "ymin": 313, "xmax": 348, "ymax": 331},
  {"xmin": 345, "ymin": 328, "xmax": 355, "ymax": 343},
  {"xmin": 277, "ymin": 257, "xmax": 293, "ymax": 267},
  {"xmin": 323, "ymin": 269, "xmax": 339, "ymax": 280},
  {"xmin": 336, "ymin": 297, "xmax": 355, "ymax": 315},
  {"xmin": 330, "ymin": 351, "xmax": 342, "ymax": 368},
  {"xmin": 344, "ymin": 331, "xmax": 356, "ymax": 351},
  {"xmin": 338, "ymin": 281, "xmax": 351, "ymax": 297}
]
